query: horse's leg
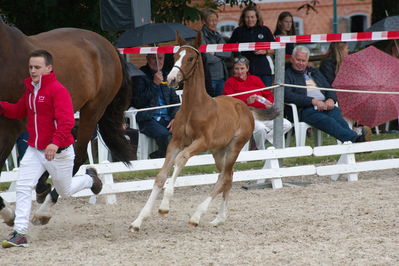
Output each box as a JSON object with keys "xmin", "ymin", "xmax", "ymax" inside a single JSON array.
[
  {"xmin": 129, "ymin": 140, "xmax": 181, "ymax": 232},
  {"xmin": 158, "ymin": 138, "xmax": 209, "ymax": 215},
  {"xmin": 189, "ymin": 138, "xmax": 244, "ymax": 227},
  {"xmin": 31, "ymin": 194, "xmax": 55, "ymax": 225},
  {"xmin": 0, "ymin": 196, "xmax": 15, "ymax": 227}
]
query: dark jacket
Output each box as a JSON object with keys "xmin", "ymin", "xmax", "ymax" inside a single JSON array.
[
  {"xmin": 319, "ymin": 59, "xmax": 337, "ymax": 86},
  {"xmin": 228, "ymin": 25, "xmax": 275, "ymax": 76},
  {"xmin": 200, "ymin": 25, "xmax": 231, "ymax": 81},
  {"xmin": 284, "ymin": 65, "xmax": 337, "ymax": 108},
  {"xmin": 131, "ymin": 65, "xmax": 180, "ymax": 122}
]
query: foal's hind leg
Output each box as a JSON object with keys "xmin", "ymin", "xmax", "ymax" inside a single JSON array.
[
  {"xmin": 189, "ymin": 141, "xmax": 242, "ymax": 227},
  {"xmin": 0, "ymin": 196, "xmax": 15, "ymax": 227},
  {"xmin": 130, "ymin": 143, "xmax": 181, "ymax": 232}
]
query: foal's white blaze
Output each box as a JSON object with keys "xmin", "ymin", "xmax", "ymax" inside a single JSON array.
[
  {"xmin": 167, "ymin": 50, "xmax": 186, "ymax": 84},
  {"xmin": 130, "ymin": 185, "xmax": 162, "ymax": 231},
  {"xmin": 189, "ymin": 196, "xmax": 212, "ymax": 225}
]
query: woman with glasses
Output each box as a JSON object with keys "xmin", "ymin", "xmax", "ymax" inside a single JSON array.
[
  {"xmin": 274, "ymin": 11, "xmax": 296, "ymax": 56},
  {"xmin": 228, "ymin": 5, "xmax": 275, "ymax": 87},
  {"xmin": 223, "ymin": 56, "xmax": 292, "ymax": 149},
  {"xmin": 200, "ymin": 8, "xmax": 231, "ymax": 96}
]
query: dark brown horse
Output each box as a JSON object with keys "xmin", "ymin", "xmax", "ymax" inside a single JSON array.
[
  {"xmin": 130, "ymin": 32, "xmax": 278, "ymax": 231},
  {"xmin": 0, "ymin": 17, "xmax": 133, "ymax": 225}
]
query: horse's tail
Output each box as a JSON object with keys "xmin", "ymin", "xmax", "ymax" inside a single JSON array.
[
  {"xmin": 249, "ymin": 106, "xmax": 280, "ymax": 121},
  {"xmin": 98, "ymin": 52, "xmax": 133, "ymax": 165}
]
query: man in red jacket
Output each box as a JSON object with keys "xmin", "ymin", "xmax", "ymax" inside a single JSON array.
[{"xmin": 0, "ymin": 50, "xmax": 102, "ymax": 248}]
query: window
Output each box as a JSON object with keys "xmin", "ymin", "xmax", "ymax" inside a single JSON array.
[
  {"xmin": 350, "ymin": 14, "xmax": 368, "ymax": 32},
  {"xmin": 293, "ymin": 17, "xmax": 304, "ymax": 35},
  {"xmin": 217, "ymin": 20, "xmax": 238, "ymax": 38}
]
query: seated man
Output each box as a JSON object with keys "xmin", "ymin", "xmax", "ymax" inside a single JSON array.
[
  {"xmin": 284, "ymin": 45, "xmax": 371, "ymax": 143},
  {"xmin": 131, "ymin": 53, "xmax": 180, "ymax": 159}
]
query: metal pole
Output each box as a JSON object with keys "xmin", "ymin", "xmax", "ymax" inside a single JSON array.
[
  {"xmin": 272, "ymin": 48, "xmax": 286, "ymax": 149},
  {"xmin": 333, "ymin": 0, "xmax": 338, "ymax": 33}
]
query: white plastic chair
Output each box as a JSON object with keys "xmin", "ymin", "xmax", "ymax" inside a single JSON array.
[
  {"xmin": 285, "ymin": 103, "xmax": 322, "ymax": 147},
  {"xmin": 125, "ymin": 108, "xmax": 157, "ymax": 160}
]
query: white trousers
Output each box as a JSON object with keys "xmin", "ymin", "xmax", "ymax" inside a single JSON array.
[
  {"xmin": 14, "ymin": 146, "xmax": 93, "ymax": 234},
  {"xmin": 253, "ymin": 118, "xmax": 293, "ymax": 150}
]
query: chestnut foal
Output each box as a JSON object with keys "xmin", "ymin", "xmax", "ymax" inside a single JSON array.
[{"xmin": 130, "ymin": 32, "xmax": 277, "ymax": 231}]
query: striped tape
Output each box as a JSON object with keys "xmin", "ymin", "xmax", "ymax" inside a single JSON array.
[{"xmin": 118, "ymin": 30, "xmax": 399, "ymax": 54}]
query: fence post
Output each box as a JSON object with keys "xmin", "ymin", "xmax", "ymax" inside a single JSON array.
[{"xmin": 273, "ymin": 48, "xmax": 286, "ymax": 149}]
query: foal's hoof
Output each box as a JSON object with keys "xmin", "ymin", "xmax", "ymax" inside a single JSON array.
[
  {"xmin": 31, "ymin": 215, "xmax": 51, "ymax": 225},
  {"xmin": 187, "ymin": 221, "xmax": 198, "ymax": 227},
  {"xmin": 128, "ymin": 225, "xmax": 140, "ymax": 232},
  {"xmin": 158, "ymin": 209, "xmax": 169, "ymax": 217}
]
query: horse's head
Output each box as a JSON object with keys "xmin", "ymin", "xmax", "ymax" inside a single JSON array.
[{"xmin": 167, "ymin": 31, "xmax": 202, "ymax": 88}]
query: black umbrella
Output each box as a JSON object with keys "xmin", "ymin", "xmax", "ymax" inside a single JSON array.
[
  {"xmin": 359, "ymin": 16, "xmax": 399, "ymax": 47},
  {"xmin": 115, "ymin": 23, "xmax": 197, "ymax": 48}
]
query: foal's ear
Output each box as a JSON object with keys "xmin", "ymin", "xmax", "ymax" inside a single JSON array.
[
  {"xmin": 193, "ymin": 31, "xmax": 202, "ymax": 49},
  {"xmin": 176, "ymin": 31, "xmax": 186, "ymax": 46}
]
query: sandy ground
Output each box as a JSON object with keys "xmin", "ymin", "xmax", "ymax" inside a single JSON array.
[{"xmin": 1, "ymin": 169, "xmax": 399, "ymax": 265}]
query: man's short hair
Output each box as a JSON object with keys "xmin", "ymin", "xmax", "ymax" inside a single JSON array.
[
  {"xmin": 292, "ymin": 45, "xmax": 310, "ymax": 59},
  {"xmin": 29, "ymin": 49, "xmax": 54, "ymax": 66}
]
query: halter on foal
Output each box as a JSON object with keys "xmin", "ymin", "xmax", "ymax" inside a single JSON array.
[{"xmin": 130, "ymin": 32, "xmax": 278, "ymax": 231}]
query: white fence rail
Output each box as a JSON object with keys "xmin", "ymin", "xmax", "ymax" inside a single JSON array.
[{"xmin": 1, "ymin": 139, "xmax": 399, "ymax": 204}]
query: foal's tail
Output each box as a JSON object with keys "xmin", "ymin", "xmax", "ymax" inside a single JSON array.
[
  {"xmin": 249, "ymin": 106, "xmax": 280, "ymax": 121},
  {"xmin": 98, "ymin": 52, "xmax": 133, "ymax": 165}
]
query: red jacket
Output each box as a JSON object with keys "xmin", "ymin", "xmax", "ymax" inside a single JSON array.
[
  {"xmin": 223, "ymin": 73, "xmax": 274, "ymax": 109},
  {"xmin": 0, "ymin": 72, "xmax": 75, "ymax": 149}
]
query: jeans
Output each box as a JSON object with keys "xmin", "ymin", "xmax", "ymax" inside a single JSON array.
[
  {"xmin": 300, "ymin": 106, "xmax": 357, "ymax": 142},
  {"xmin": 211, "ymin": 80, "xmax": 225, "ymax": 96},
  {"xmin": 16, "ymin": 131, "xmax": 29, "ymax": 162},
  {"xmin": 14, "ymin": 146, "xmax": 93, "ymax": 234},
  {"xmin": 138, "ymin": 118, "xmax": 171, "ymax": 157}
]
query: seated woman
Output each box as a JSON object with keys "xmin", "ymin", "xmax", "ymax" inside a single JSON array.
[
  {"xmin": 319, "ymin": 42, "xmax": 348, "ymax": 86},
  {"xmin": 223, "ymin": 56, "xmax": 292, "ymax": 149}
]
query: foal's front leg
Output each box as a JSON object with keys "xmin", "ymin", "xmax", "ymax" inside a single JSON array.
[
  {"xmin": 158, "ymin": 139, "xmax": 209, "ymax": 222},
  {"xmin": 129, "ymin": 146, "xmax": 180, "ymax": 232}
]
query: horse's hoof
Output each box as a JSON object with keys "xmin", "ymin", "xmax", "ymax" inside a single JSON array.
[
  {"xmin": 158, "ymin": 209, "xmax": 169, "ymax": 217},
  {"xmin": 4, "ymin": 220, "xmax": 14, "ymax": 227},
  {"xmin": 128, "ymin": 225, "xmax": 140, "ymax": 232},
  {"xmin": 187, "ymin": 221, "xmax": 198, "ymax": 227},
  {"xmin": 31, "ymin": 215, "xmax": 51, "ymax": 225}
]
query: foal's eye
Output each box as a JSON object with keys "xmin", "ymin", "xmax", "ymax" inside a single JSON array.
[{"xmin": 188, "ymin": 57, "xmax": 194, "ymax": 62}]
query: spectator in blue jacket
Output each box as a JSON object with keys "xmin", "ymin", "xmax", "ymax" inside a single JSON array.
[
  {"xmin": 284, "ymin": 45, "xmax": 371, "ymax": 143},
  {"xmin": 131, "ymin": 54, "xmax": 180, "ymax": 159},
  {"xmin": 228, "ymin": 5, "xmax": 275, "ymax": 87}
]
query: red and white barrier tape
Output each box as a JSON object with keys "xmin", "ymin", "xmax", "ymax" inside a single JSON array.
[
  {"xmin": 118, "ymin": 42, "xmax": 286, "ymax": 55},
  {"xmin": 276, "ymin": 30, "xmax": 399, "ymax": 43},
  {"xmin": 119, "ymin": 30, "xmax": 399, "ymax": 55}
]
